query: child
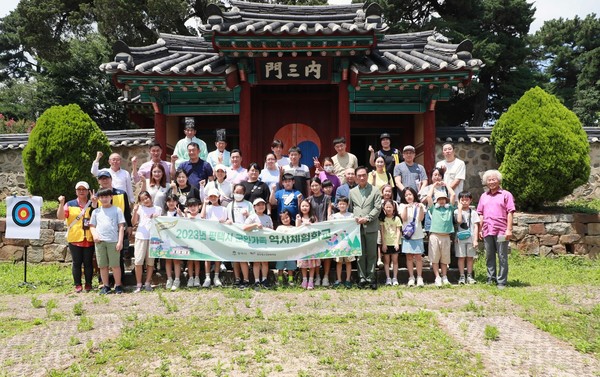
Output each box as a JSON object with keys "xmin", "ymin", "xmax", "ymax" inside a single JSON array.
[
  {"xmin": 275, "ymin": 210, "xmax": 297, "ymax": 286},
  {"xmin": 200, "ymin": 188, "xmax": 227, "ymax": 287},
  {"xmin": 164, "ymin": 194, "xmax": 183, "ymax": 290},
  {"xmin": 296, "ymin": 198, "xmax": 319, "ymax": 289},
  {"xmin": 226, "ymin": 183, "xmax": 254, "ymax": 287},
  {"xmin": 426, "ymin": 181, "xmax": 456, "ymax": 287},
  {"xmin": 185, "ymin": 197, "xmax": 202, "ymax": 288},
  {"xmin": 90, "ymin": 188, "xmax": 126, "ymax": 294},
  {"xmin": 380, "ymin": 199, "xmax": 401, "ymax": 286},
  {"xmin": 321, "ymin": 179, "xmax": 335, "ymax": 200},
  {"xmin": 378, "ymin": 184, "xmax": 397, "ymax": 268},
  {"xmin": 307, "ymin": 177, "xmax": 332, "ymax": 286},
  {"xmin": 400, "ymin": 187, "xmax": 426, "ymax": 287},
  {"xmin": 132, "ymin": 191, "xmax": 163, "ymax": 293},
  {"xmin": 243, "ymin": 198, "xmax": 274, "ymax": 288},
  {"xmin": 270, "ymin": 173, "xmax": 303, "ymax": 224},
  {"xmin": 329, "ymin": 196, "xmax": 354, "ymax": 288},
  {"xmin": 455, "ymin": 191, "xmax": 481, "ymax": 284}
]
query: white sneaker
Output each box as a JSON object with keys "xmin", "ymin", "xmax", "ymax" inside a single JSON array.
[
  {"xmin": 442, "ymin": 276, "xmax": 451, "ymax": 286},
  {"xmin": 133, "ymin": 285, "xmax": 142, "ymax": 293},
  {"xmin": 435, "ymin": 276, "xmax": 442, "ymax": 287},
  {"xmin": 213, "ymin": 276, "xmax": 222, "ymax": 287},
  {"xmin": 392, "ymin": 278, "xmax": 399, "ymax": 286},
  {"xmin": 193, "ymin": 276, "xmax": 201, "ymax": 287},
  {"xmin": 407, "ymin": 277, "xmax": 415, "ymax": 287},
  {"xmin": 385, "ymin": 277, "xmax": 392, "ymax": 286},
  {"xmin": 202, "ymin": 277, "xmax": 211, "ymax": 288},
  {"xmin": 377, "ymin": 258, "xmax": 384, "ymax": 268},
  {"xmin": 467, "ymin": 275, "xmax": 477, "ymax": 285},
  {"xmin": 187, "ymin": 277, "xmax": 194, "ymax": 288},
  {"xmin": 171, "ymin": 278, "xmax": 180, "ymax": 291},
  {"xmin": 144, "ymin": 282, "xmax": 153, "ymax": 292},
  {"xmin": 321, "ymin": 276, "xmax": 329, "ymax": 287},
  {"xmin": 165, "ymin": 278, "xmax": 173, "ymax": 290},
  {"xmin": 458, "ymin": 275, "xmax": 466, "ymax": 285},
  {"xmin": 314, "ymin": 275, "xmax": 321, "ymax": 286},
  {"xmin": 416, "ymin": 277, "xmax": 424, "ymax": 287},
  {"xmin": 220, "ymin": 263, "xmax": 227, "ymax": 272}
]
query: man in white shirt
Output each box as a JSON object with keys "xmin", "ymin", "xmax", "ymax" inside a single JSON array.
[
  {"xmin": 173, "ymin": 117, "xmax": 208, "ymax": 168},
  {"xmin": 283, "ymin": 146, "xmax": 311, "ymax": 198},
  {"xmin": 436, "ymin": 142, "xmax": 466, "ymax": 198},
  {"xmin": 206, "ymin": 129, "xmax": 231, "ymax": 168},
  {"xmin": 331, "ymin": 136, "xmax": 358, "ymax": 184},
  {"xmin": 226, "ymin": 149, "xmax": 248, "ymax": 184},
  {"xmin": 91, "ymin": 151, "xmax": 134, "ymax": 204}
]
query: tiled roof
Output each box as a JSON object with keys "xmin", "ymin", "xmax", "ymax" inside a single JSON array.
[
  {"xmin": 437, "ymin": 127, "xmax": 600, "ymax": 144},
  {"xmin": 0, "ymin": 129, "xmax": 156, "ymax": 151}
]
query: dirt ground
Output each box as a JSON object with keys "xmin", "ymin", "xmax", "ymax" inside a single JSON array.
[{"xmin": 0, "ymin": 287, "xmax": 598, "ymax": 377}]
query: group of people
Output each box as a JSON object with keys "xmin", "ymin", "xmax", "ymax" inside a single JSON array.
[{"xmin": 58, "ymin": 125, "xmax": 515, "ymax": 294}]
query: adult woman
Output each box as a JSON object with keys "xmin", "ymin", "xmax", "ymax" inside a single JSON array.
[
  {"xmin": 242, "ymin": 163, "xmax": 271, "ymax": 205},
  {"xmin": 259, "ymin": 152, "xmax": 281, "ymax": 189},
  {"xmin": 166, "ymin": 168, "xmax": 201, "ymax": 211},
  {"xmin": 368, "ymin": 132, "xmax": 400, "ymax": 174},
  {"xmin": 140, "ymin": 162, "xmax": 168, "ymax": 212},
  {"xmin": 202, "ymin": 164, "xmax": 233, "ymax": 207},
  {"xmin": 370, "ymin": 155, "xmax": 393, "ymax": 192},
  {"xmin": 57, "ymin": 181, "xmax": 97, "ymax": 293},
  {"xmin": 477, "ymin": 170, "xmax": 515, "ymax": 289}
]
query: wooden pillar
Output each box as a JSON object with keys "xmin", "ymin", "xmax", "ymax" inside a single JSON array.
[
  {"xmin": 338, "ymin": 82, "xmax": 351, "ymax": 149},
  {"xmin": 423, "ymin": 109, "xmax": 436, "ymax": 174},
  {"xmin": 154, "ymin": 113, "xmax": 167, "ymax": 160},
  {"xmin": 239, "ymin": 81, "xmax": 252, "ymax": 161}
]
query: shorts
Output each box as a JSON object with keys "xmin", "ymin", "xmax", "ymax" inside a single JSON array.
[
  {"xmin": 335, "ymin": 256, "xmax": 356, "ymax": 263},
  {"xmin": 134, "ymin": 238, "xmax": 155, "ymax": 266},
  {"xmin": 382, "ymin": 245, "xmax": 400, "ymax": 254},
  {"xmin": 402, "ymin": 239, "xmax": 424, "ymax": 254},
  {"xmin": 428, "ymin": 233, "xmax": 451, "ymax": 264},
  {"xmin": 455, "ymin": 241, "xmax": 477, "ymax": 258},
  {"xmin": 275, "ymin": 260, "xmax": 297, "ymax": 270},
  {"xmin": 95, "ymin": 241, "xmax": 120, "ymax": 268}
]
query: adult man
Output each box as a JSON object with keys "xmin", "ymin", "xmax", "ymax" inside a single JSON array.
[
  {"xmin": 206, "ymin": 130, "xmax": 231, "ymax": 168},
  {"xmin": 131, "ymin": 141, "xmax": 172, "ymax": 183},
  {"xmin": 96, "ymin": 169, "xmax": 133, "ymax": 276},
  {"xmin": 177, "ymin": 142, "xmax": 213, "ymax": 188},
  {"xmin": 283, "ymin": 146, "xmax": 311, "ymax": 198},
  {"xmin": 173, "ymin": 117, "xmax": 208, "ymax": 168},
  {"xmin": 335, "ymin": 168, "xmax": 357, "ymax": 204},
  {"xmin": 331, "ymin": 136, "xmax": 358, "ymax": 183},
  {"xmin": 477, "ymin": 170, "xmax": 515, "ymax": 289},
  {"xmin": 225, "ymin": 149, "xmax": 248, "ymax": 184},
  {"xmin": 393, "ymin": 145, "xmax": 428, "ymax": 197},
  {"xmin": 368, "ymin": 133, "xmax": 400, "ymax": 174},
  {"xmin": 349, "ymin": 166, "xmax": 382, "ymax": 290},
  {"xmin": 436, "ymin": 143, "xmax": 466, "ymax": 197},
  {"xmin": 91, "ymin": 152, "xmax": 134, "ymax": 204}
]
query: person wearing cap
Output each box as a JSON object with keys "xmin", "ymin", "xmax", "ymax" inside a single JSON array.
[
  {"xmin": 243, "ymin": 197, "xmax": 274, "ymax": 288},
  {"xmin": 201, "ymin": 163, "xmax": 233, "ymax": 207},
  {"xmin": 426, "ymin": 180, "xmax": 456, "ymax": 287},
  {"xmin": 368, "ymin": 133, "xmax": 400, "ymax": 175},
  {"xmin": 57, "ymin": 181, "xmax": 98, "ymax": 293},
  {"xmin": 436, "ymin": 143, "xmax": 466, "ymax": 201},
  {"xmin": 91, "ymin": 151, "xmax": 134, "ymax": 205},
  {"xmin": 393, "ymin": 145, "xmax": 428, "ymax": 199},
  {"xmin": 131, "ymin": 140, "xmax": 172, "ymax": 184},
  {"xmin": 206, "ymin": 130, "xmax": 231, "ymax": 169},
  {"xmin": 172, "ymin": 117, "xmax": 208, "ymax": 169}
]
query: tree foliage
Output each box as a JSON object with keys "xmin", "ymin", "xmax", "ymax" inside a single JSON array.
[
  {"xmin": 22, "ymin": 104, "xmax": 111, "ymax": 199},
  {"xmin": 490, "ymin": 87, "xmax": 590, "ymax": 210}
]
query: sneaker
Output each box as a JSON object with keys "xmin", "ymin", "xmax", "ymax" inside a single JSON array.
[
  {"xmin": 240, "ymin": 280, "xmax": 250, "ymax": 289},
  {"xmin": 385, "ymin": 278, "xmax": 392, "ymax": 286},
  {"xmin": 202, "ymin": 277, "xmax": 211, "ymax": 288},
  {"xmin": 219, "ymin": 263, "xmax": 227, "ymax": 272},
  {"xmin": 144, "ymin": 283, "xmax": 153, "ymax": 292},
  {"xmin": 301, "ymin": 280, "xmax": 308, "ymax": 289},
  {"xmin": 99, "ymin": 286, "xmax": 111, "ymax": 295},
  {"xmin": 343, "ymin": 281, "xmax": 353, "ymax": 289},
  {"xmin": 458, "ymin": 275, "xmax": 466, "ymax": 285},
  {"xmin": 165, "ymin": 278, "xmax": 173, "ymax": 290},
  {"xmin": 213, "ymin": 276, "xmax": 222, "ymax": 287},
  {"xmin": 254, "ymin": 281, "xmax": 261, "ymax": 290},
  {"xmin": 114, "ymin": 285, "xmax": 124, "ymax": 294},
  {"xmin": 75, "ymin": 285, "xmax": 83, "ymax": 293},
  {"xmin": 233, "ymin": 278, "xmax": 241, "ymax": 287},
  {"xmin": 84, "ymin": 284, "xmax": 92, "ymax": 292},
  {"xmin": 321, "ymin": 276, "xmax": 329, "ymax": 287},
  {"xmin": 416, "ymin": 277, "xmax": 424, "ymax": 287},
  {"xmin": 407, "ymin": 277, "xmax": 415, "ymax": 287},
  {"xmin": 193, "ymin": 276, "xmax": 201, "ymax": 287},
  {"xmin": 497, "ymin": 284, "xmax": 506, "ymax": 290},
  {"xmin": 333, "ymin": 280, "xmax": 341, "ymax": 288},
  {"xmin": 442, "ymin": 276, "xmax": 450, "ymax": 286},
  {"xmin": 171, "ymin": 278, "xmax": 180, "ymax": 291},
  {"xmin": 187, "ymin": 278, "xmax": 194, "ymax": 288},
  {"xmin": 392, "ymin": 278, "xmax": 399, "ymax": 286},
  {"xmin": 314, "ymin": 275, "xmax": 321, "ymax": 286},
  {"xmin": 467, "ymin": 275, "xmax": 477, "ymax": 285},
  {"xmin": 307, "ymin": 281, "xmax": 314, "ymax": 290},
  {"xmin": 435, "ymin": 276, "xmax": 442, "ymax": 287},
  {"xmin": 133, "ymin": 285, "xmax": 142, "ymax": 293}
]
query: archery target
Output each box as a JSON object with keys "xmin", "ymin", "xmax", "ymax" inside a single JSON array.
[{"xmin": 12, "ymin": 200, "xmax": 35, "ymax": 227}]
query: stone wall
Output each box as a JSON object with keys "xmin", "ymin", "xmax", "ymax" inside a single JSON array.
[{"xmin": 0, "ymin": 219, "xmax": 69, "ymax": 263}]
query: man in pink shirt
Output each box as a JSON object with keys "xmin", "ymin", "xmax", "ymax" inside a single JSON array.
[{"xmin": 477, "ymin": 169, "xmax": 515, "ymax": 289}]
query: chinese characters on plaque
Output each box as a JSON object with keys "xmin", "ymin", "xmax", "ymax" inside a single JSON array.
[{"xmin": 258, "ymin": 59, "xmax": 329, "ymax": 82}]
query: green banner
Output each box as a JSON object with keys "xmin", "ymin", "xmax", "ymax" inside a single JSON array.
[{"xmin": 150, "ymin": 217, "xmax": 362, "ymax": 262}]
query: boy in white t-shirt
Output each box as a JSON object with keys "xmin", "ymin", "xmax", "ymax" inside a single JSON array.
[
  {"xmin": 329, "ymin": 196, "xmax": 355, "ymax": 288},
  {"xmin": 454, "ymin": 191, "xmax": 481, "ymax": 285}
]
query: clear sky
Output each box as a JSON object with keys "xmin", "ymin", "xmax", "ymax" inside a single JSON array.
[{"xmin": 1, "ymin": 0, "xmax": 598, "ymax": 33}]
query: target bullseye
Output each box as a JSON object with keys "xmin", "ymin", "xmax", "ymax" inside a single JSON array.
[{"xmin": 12, "ymin": 201, "xmax": 35, "ymax": 227}]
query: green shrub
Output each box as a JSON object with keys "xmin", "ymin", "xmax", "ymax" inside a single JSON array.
[
  {"xmin": 490, "ymin": 87, "xmax": 590, "ymax": 210},
  {"xmin": 22, "ymin": 104, "xmax": 111, "ymax": 200}
]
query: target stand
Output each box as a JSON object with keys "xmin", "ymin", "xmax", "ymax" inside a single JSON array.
[{"xmin": 9, "ymin": 198, "xmax": 40, "ymax": 289}]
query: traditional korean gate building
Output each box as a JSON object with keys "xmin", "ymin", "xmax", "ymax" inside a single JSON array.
[{"xmin": 100, "ymin": 1, "xmax": 482, "ymax": 172}]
